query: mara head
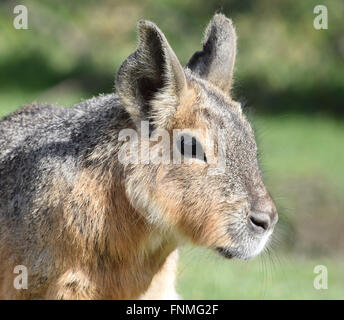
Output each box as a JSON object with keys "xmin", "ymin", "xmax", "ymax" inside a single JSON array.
[{"xmin": 116, "ymin": 13, "xmax": 278, "ymax": 260}]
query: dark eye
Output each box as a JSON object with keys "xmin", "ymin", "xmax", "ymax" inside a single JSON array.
[{"xmin": 177, "ymin": 134, "xmax": 207, "ymax": 162}]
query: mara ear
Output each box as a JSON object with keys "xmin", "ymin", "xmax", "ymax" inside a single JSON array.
[
  {"xmin": 116, "ymin": 20, "xmax": 187, "ymax": 128},
  {"xmin": 186, "ymin": 13, "xmax": 237, "ymax": 93}
]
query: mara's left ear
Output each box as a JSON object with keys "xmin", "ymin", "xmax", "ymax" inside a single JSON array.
[
  {"xmin": 116, "ymin": 20, "xmax": 186, "ymax": 128},
  {"xmin": 186, "ymin": 13, "xmax": 237, "ymax": 94}
]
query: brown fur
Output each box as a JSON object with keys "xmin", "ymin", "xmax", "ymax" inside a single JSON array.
[
  {"xmin": 0, "ymin": 14, "xmax": 277, "ymax": 299},
  {"xmin": 0, "ymin": 168, "xmax": 177, "ymax": 299}
]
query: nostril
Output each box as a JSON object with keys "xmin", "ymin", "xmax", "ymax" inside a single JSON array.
[
  {"xmin": 249, "ymin": 215, "xmax": 268, "ymax": 230},
  {"xmin": 248, "ymin": 213, "xmax": 270, "ymax": 233}
]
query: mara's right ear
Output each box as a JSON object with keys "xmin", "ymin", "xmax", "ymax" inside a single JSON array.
[
  {"xmin": 116, "ymin": 20, "xmax": 186, "ymax": 128},
  {"xmin": 186, "ymin": 14, "xmax": 237, "ymax": 94}
]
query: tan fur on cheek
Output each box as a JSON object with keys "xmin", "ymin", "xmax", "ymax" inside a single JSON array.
[{"xmin": 150, "ymin": 166, "xmax": 233, "ymax": 249}]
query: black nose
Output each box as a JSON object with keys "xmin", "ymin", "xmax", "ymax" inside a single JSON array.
[{"xmin": 248, "ymin": 211, "xmax": 272, "ymax": 234}]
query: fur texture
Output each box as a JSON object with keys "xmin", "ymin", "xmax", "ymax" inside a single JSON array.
[{"xmin": 0, "ymin": 14, "xmax": 277, "ymax": 299}]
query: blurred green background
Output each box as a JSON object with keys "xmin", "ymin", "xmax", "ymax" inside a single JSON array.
[{"xmin": 0, "ymin": 0, "xmax": 343, "ymax": 299}]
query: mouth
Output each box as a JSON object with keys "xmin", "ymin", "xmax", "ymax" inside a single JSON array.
[
  {"xmin": 215, "ymin": 228, "xmax": 274, "ymax": 260},
  {"xmin": 215, "ymin": 209, "xmax": 277, "ymax": 260},
  {"xmin": 216, "ymin": 246, "xmax": 237, "ymax": 259}
]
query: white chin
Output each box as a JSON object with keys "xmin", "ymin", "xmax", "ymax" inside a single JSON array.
[
  {"xmin": 242, "ymin": 230, "xmax": 272, "ymax": 259},
  {"xmin": 217, "ymin": 230, "xmax": 273, "ymax": 260}
]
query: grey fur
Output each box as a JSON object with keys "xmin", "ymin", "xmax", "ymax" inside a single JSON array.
[
  {"xmin": 186, "ymin": 13, "xmax": 237, "ymax": 93},
  {"xmin": 0, "ymin": 13, "xmax": 277, "ymax": 299},
  {"xmin": 116, "ymin": 20, "xmax": 186, "ymax": 127}
]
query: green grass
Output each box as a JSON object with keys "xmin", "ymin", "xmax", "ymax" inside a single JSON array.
[
  {"xmin": 255, "ymin": 115, "xmax": 344, "ymax": 196},
  {"xmin": 1, "ymin": 0, "xmax": 343, "ymax": 299},
  {"xmin": 178, "ymin": 247, "xmax": 344, "ymax": 299}
]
